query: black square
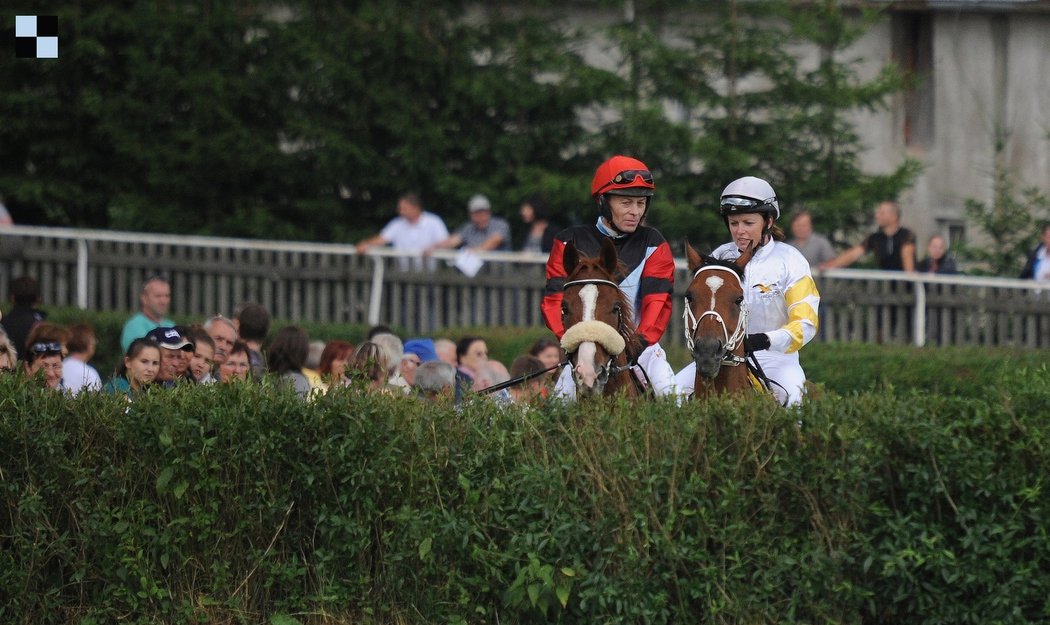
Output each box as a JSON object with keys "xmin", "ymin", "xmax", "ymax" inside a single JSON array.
[
  {"xmin": 15, "ymin": 37, "xmax": 36, "ymax": 58},
  {"xmin": 36, "ymin": 15, "xmax": 58, "ymax": 37}
]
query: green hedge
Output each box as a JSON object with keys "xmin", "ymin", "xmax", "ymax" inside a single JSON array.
[{"xmin": 2, "ymin": 369, "xmax": 1048, "ymax": 624}]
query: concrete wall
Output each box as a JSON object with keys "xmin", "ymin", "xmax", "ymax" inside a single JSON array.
[{"xmin": 813, "ymin": 9, "xmax": 1050, "ymax": 249}]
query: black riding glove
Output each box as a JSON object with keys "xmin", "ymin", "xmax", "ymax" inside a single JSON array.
[
  {"xmin": 744, "ymin": 333, "xmax": 770, "ymax": 353},
  {"xmin": 629, "ymin": 335, "xmax": 650, "ymax": 366}
]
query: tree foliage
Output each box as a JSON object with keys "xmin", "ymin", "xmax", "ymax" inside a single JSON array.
[
  {"xmin": 959, "ymin": 166, "xmax": 1050, "ymax": 276},
  {"xmin": 590, "ymin": 0, "xmax": 919, "ymax": 251},
  {"xmin": 1, "ymin": 0, "xmax": 916, "ymax": 246}
]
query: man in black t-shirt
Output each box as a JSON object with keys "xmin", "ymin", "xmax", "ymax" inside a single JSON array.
[{"xmin": 820, "ymin": 200, "xmax": 916, "ymax": 272}]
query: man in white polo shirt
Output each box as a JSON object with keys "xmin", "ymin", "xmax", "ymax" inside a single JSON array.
[{"xmin": 355, "ymin": 192, "xmax": 449, "ymax": 271}]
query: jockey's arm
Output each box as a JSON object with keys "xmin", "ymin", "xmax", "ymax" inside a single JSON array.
[
  {"xmin": 541, "ymin": 238, "xmax": 569, "ymax": 339},
  {"xmin": 767, "ymin": 274, "xmax": 820, "ymax": 354},
  {"xmin": 634, "ymin": 241, "xmax": 676, "ymax": 346}
]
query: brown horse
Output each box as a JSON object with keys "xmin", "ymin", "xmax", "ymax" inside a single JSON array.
[
  {"xmin": 682, "ymin": 242, "xmax": 756, "ymax": 398},
  {"xmin": 559, "ymin": 238, "xmax": 645, "ymax": 397}
]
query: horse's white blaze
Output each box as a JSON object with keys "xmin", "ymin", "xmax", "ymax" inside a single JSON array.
[
  {"xmin": 578, "ymin": 284, "xmax": 599, "ymax": 321},
  {"xmin": 705, "ymin": 275, "xmax": 724, "ymax": 311}
]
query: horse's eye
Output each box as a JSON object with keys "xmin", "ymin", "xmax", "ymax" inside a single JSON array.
[
  {"xmin": 735, "ymin": 296, "xmax": 744, "ymax": 305},
  {"xmin": 561, "ymin": 303, "xmax": 569, "ymax": 317}
]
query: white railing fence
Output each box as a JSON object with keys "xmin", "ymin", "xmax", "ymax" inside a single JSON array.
[{"xmin": 2, "ymin": 225, "xmax": 1048, "ymax": 349}]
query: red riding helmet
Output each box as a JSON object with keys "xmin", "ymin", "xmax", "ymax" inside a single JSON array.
[
  {"xmin": 591, "ymin": 155, "xmax": 655, "ymax": 232},
  {"xmin": 591, "ymin": 155, "xmax": 656, "ymax": 199}
]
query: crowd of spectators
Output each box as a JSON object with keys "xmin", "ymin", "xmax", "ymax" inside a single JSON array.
[
  {"xmin": 4, "ymin": 191, "xmax": 1047, "ymax": 403},
  {"xmin": 0, "ymin": 275, "xmax": 565, "ymax": 409}
]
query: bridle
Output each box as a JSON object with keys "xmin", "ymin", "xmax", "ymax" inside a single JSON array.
[
  {"xmin": 682, "ymin": 265, "xmax": 749, "ymax": 368},
  {"xmin": 561, "ymin": 277, "xmax": 650, "ymax": 395}
]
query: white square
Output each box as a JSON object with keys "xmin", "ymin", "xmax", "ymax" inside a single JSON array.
[
  {"xmin": 37, "ymin": 37, "xmax": 59, "ymax": 59},
  {"xmin": 16, "ymin": 15, "xmax": 38, "ymax": 37}
]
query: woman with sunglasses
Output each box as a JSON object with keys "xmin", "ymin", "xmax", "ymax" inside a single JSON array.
[
  {"xmin": 104, "ymin": 338, "xmax": 161, "ymax": 397},
  {"xmin": 541, "ymin": 154, "xmax": 678, "ymax": 398},
  {"xmin": 24, "ymin": 341, "xmax": 67, "ymax": 390},
  {"xmin": 676, "ymin": 176, "xmax": 820, "ymax": 407}
]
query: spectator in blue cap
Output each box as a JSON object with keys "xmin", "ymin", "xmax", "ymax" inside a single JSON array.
[{"xmin": 401, "ymin": 338, "xmax": 439, "ymax": 386}]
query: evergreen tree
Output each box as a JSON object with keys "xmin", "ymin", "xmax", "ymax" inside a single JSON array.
[
  {"xmin": 592, "ymin": 0, "xmax": 920, "ymax": 251},
  {"xmin": 277, "ymin": 2, "xmax": 613, "ymax": 240},
  {"xmin": 959, "ymin": 166, "xmax": 1050, "ymax": 276},
  {"xmin": 2, "ymin": 1, "xmax": 919, "ymax": 246}
]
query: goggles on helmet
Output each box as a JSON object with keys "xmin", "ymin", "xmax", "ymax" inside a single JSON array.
[
  {"xmin": 595, "ymin": 169, "xmax": 654, "ymax": 195},
  {"xmin": 720, "ymin": 195, "xmax": 776, "ymax": 214}
]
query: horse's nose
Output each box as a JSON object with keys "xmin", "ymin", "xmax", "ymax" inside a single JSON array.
[
  {"xmin": 692, "ymin": 336, "xmax": 724, "ymax": 378},
  {"xmin": 574, "ymin": 361, "xmax": 599, "ymax": 390}
]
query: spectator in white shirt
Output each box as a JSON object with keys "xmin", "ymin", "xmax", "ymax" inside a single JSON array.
[
  {"xmin": 62, "ymin": 323, "xmax": 102, "ymax": 395},
  {"xmin": 355, "ymin": 193, "xmax": 449, "ymax": 270}
]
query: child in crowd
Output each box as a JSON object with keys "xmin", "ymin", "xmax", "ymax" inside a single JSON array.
[{"xmin": 104, "ymin": 338, "xmax": 160, "ymax": 397}]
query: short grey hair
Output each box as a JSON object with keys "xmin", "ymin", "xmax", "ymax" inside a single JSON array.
[{"xmin": 413, "ymin": 361, "xmax": 455, "ymax": 395}]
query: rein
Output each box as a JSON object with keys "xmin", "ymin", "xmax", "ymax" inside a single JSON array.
[
  {"xmin": 682, "ymin": 265, "xmax": 749, "ymax": 367},
  {"xmin": 477, "ymin": 360, "xmax": 569, "ymax": 395}
]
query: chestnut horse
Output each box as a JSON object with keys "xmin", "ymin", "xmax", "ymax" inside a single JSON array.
[
  {"xmin": 559, "ymin": 238, "xmax": 646, "ymax": 397},
  {"xmin": 682, "ymin": 242, "xmax": 757, "ymax": 398}
]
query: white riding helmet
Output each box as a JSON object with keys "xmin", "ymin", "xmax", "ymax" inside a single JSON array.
[{"xmin": 719, "ymin": 176, "xmax": 779, "ymax": 220}]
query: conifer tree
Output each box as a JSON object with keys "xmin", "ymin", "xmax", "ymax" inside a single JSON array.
[{"xmin": 592, "ymin": 0, "xmax": 920, "ymax": 250}]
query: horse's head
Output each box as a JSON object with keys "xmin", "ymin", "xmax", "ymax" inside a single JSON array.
[
  {"xmin": 683, "ymin": 241, "xmax": 755, "ymax": 381},
  {"xmin": 560, "ymin": 238, "xmax": 637, "ymax": 397}
]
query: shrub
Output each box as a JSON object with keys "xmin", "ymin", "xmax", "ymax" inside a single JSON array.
[{"xmin": 2, "ymin": 365, "xmax": 1048, "ymax": 624}]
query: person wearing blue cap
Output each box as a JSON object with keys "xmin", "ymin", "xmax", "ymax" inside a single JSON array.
[{"xmin": 401, "ymin": 338, "xmax": 439, "ymax": 386}]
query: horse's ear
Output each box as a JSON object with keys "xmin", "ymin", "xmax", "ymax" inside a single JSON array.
[
  {"xmin": 735, "ymin": 241, "xmax": 757, "ymax": 269},
  {"xmin": 685, "ymin": 241, "xmax": 703, "ymax": 274},
  {"xmin": 599, "ymin": 237, "xmax": 618, "ymax": 275},
  {"xmin": 563, "ymin": 240, "xmax": 579, "ymax": 275}
]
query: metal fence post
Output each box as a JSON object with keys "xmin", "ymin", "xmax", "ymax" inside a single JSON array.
[
  {"xmin": 77, "ymin": 237, "xmax": 89, "ymax": 310},
  {"xmin": 367, "ymin": 255, "xmax": 385, "ymax": 326},
  {"xmin": 913, "ymin": 280, "xmax": 926, "ymax": 347}
]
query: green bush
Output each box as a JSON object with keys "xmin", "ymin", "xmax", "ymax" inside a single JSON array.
[
  {"xmin": 2, "ymin": 366, "xmax": 1049, "ymax": 624},
  {"xmin": 799, "ymin": 342, "xmax": 1048, "ymax": 398}
]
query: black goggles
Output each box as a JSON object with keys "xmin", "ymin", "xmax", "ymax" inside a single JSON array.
[
  {"xmin": 597, "ymin": 169, "xmax": 654, "ymax": 194},
  {"xmin": 29, "ymin": 341, "xmax": 64, "ymax": 355}
]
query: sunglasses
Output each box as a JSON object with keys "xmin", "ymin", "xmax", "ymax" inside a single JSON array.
[
  {"xmin": 29, "ymin": 341, "xmax": 64, "ymax": 355},
  {"xmin": 596, "ymin": 169, "xmax": 654, "ymax": 194}
]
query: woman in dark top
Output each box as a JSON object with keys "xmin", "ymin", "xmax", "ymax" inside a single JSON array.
[
  {"xmin": 916, "ymin": 234, "xmax": 959, "ymax": 274},
  {"xmin": 518, "ymin": 196, "xmax": 559, "ymax": 254}
]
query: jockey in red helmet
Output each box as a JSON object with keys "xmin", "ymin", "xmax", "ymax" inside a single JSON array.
[{"xmin": 542, "ymin": 155, "xmax": 678, "ymax": 397}]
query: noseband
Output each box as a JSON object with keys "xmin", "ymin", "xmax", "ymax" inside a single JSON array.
[
  {"xmin": 682, "ymin": 265, "xmax": 749, "ymax": 367},
  {"xmin": 561, "ymin": 278, "xmax": 631, "ymax": 353}
]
